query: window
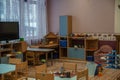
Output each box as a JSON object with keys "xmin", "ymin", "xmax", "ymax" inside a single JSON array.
[{"xmin": 0, "ymin": 0, "xmax": 47, "ymax": 44}]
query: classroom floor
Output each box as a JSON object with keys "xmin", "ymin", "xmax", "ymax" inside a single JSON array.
[{"xmin": 27, "ymin": 59, "xmax": 120, "ymax": 80}]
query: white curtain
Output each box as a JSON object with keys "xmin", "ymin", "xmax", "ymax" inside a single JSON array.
[
  {"xmin": 20, "ymin": 0, "xmax": 47, "ymax": 45},
  {"xmin": 0, "ymin": 0, "xmax": 47, "ymax": 45}
]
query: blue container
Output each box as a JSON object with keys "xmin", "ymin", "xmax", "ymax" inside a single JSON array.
[
  {"xmin": 53, "ymin": 53, "xmax": 59, "ymax": 59},
  {"xmin": 87, "ymin": 56, "xmax": 94, "ymax": 61},
  {"xmin": 60, "ymin": 40, "xmax": 67, "ymax": 47}
]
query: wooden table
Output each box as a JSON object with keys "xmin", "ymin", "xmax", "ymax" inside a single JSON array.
[
  {"xmin": 27, "ymin": 47, "xmax": 55, "ymax": 61},
  {"xmin": 0, "ymin": 64, "xmax": 16, "ymax": 80}
]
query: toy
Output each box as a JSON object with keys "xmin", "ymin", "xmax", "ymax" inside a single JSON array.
[{"xmin": 106, "ymin": 50, "xmax": 120, "ymax": 69}]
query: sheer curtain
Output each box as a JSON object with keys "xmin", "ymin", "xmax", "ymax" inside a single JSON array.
[
  {"xmin": 0, "ymin": 0, "xmax": 19, "ymax": 21},
  {"xmin": 0, "ymin": 0, "xmax": 47, "ymax": 45},
  {"xmin": 20, "ymin": 0, "xmax": 47, "ymax": 45}
]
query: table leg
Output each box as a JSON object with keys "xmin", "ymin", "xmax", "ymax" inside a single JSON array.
[
  {"xmin": 51, "ymin": 51, "xmax": 53, "ymax": 66},
  {"xmin": 46, "ymin": 52, "xmax": 48, "ymax": 61},
  {"xmin": 15, "ymin": 69, "xmax": 17, "ymax": 80},
  {"xmin": 1, "ymin": 74, "xmax": 4, "ymax": 80}
]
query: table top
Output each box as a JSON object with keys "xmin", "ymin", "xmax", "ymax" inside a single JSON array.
[
  {"xmin": 30, "ymin": 44, "xmax": 59, "ymax": 48},
  {"xmin": 0, "ymin": 64, "xmax": 16, "ymax": 74},
  {"xmin": 27, "ymin": 47, "xmax": 54, "ymax": 52},
  {"xmin": 54, "ymin": 76, "xmax": 77, "ymax": 80}
]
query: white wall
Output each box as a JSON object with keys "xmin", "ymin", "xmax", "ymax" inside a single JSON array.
[{"xmin": 47, "ymin": 0, "xmax": 115, "ymax": 33}]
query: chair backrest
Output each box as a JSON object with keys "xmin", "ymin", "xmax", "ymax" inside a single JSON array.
[
  {"xmin": 26, "ymin": 51, "xmax": 36, "ymax": 61},
  {"xmin": 35, "ymin": 64, "xmax": 48, "ymax": 80},
  {"xmin": 35, "ymin": 64, "xmax": 47, "ymax": 72},
  {"xmin": 9, "ymin": 58, "xmax": 21, "ymax": 64},
  {"xmin": 77, "ymin": 68, "xmax": 88, "ymax": 80},
  {"xmin": 36, "ymin": 73, "xmax": 54, "ymax": 80},
  {"xmin": 63, "ymin": 62, "xmax": 77, "ymax": 72}
]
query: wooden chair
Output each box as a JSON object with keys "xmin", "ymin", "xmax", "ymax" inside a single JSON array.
[
  {"xmin": 5, "ymin": 61, "xmax": 28, "ymax": 80},
  {"xmin": 26, "ymin": 51, "xmax": 37, "ymax": 65},
  {"xmin": 63, "ymin": 62, "xmax": 77, "ymax": 72},
  {"xmin": 15, "ymin": 61, "xmax": 28, "ymax": 80},
  {"xmin": 35, "ymin": 64, "xmax": 47, "ymax": 80},
  {"xmin": 9, "ymin": 58, "xmax": 22, "ymax": 64},
  {"xmin": 77, "ymin": 68, "xmax": 88, "ymax": 80},
  {"xmin": 4, "ymin": 58, "xmax": 21, "ymax": 80}
]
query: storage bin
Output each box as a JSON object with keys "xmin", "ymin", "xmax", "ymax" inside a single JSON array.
[
  {"xmin": 60, "ymin": 40, "xmax": 67, "ymax": 47},
  {"xmin": 87, "ymin": 56, "xmax": 94, "ymax": 61}
]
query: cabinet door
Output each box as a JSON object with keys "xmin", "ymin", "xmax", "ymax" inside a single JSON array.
[
  {"xmin": 59, "ymin": 16, "xmax": 72, "ymax": 36},
  {"xmin": 68, "ymin": 48, "xmax": 85, "ymax": 60}
]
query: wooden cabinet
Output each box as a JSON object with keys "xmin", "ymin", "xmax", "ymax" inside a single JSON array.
[{"xmin": 59, "ymin": 15, "xmax": 72, "ymax": 58}]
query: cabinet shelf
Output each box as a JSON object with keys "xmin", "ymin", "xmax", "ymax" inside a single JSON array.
[
  {"xmin": 68, "ymin": 37, "xmax": 85, "ymax": 39},
  {"xmin": 68, "ymin": 47, "xmax": 84, "ymax": 49},
  {"xmin": 0, "ymin": 48, "xmax": 12, "ymax": 52},
  {"xmin": 60, "ymin": 47, "xmax": 67, "ymax": 48},
  {"xmin": 86, "ymin": 48, "xmax": 97, "ymax": 51}
]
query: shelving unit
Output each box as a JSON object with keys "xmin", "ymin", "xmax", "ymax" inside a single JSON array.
[
  {"xmin": 59, "ymin": 15, "xmax": 98, "ymax": 60},
  {"xmin": 0, "ymin": 43, "xmax": 12, "ymax": 57},
  {"xmin": 0, "ymin": 41, "xmax": 27, "ymax": 57}
]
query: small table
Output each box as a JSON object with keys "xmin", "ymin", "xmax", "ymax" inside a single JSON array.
[
  {"xmin": 0, "ymin": 64, "xmax": 16, "ymax": 80},
  {"xmin": 27, "ymin": 47, "xmax": 55, "ymax": 61},
  {"xmin": 54, "ymin": 76, "xmax": 77, "ymax": 80}
]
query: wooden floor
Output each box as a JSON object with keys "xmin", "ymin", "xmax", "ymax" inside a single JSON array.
[{"xmin": 27, "ymin": 59, "xmax": 120, "ymax": 80}]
